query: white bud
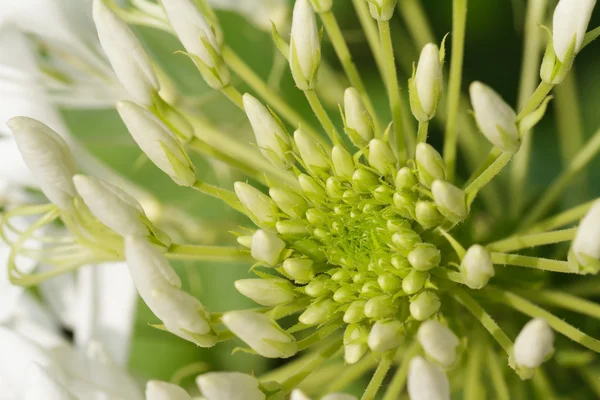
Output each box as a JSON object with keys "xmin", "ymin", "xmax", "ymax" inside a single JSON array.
[
  {"xmin": 411, "ymin": 43, "xmax": 442, "ymax": 121},
  {"xmin": 73, "ymin": 175, "xmax": 148, "ymax": 237},
  {"xmin": 415, "ymin": 143, "xmax": 446, "ymax": 188},
  {"xmin": 368, "ymin": 320, "xmax": 404, "ymax": 353},
  {"xmin": 461, "ymin": 245, "xmax": 495, "ymax": 289},
  {"xmin": 294, "ymin": 129, "xmax": 329, "ymax": 171},
  {"xmin": 469, "ymin": 82, "xmax": 520, "ymax": 153},
  {"xmin": 222, "ymin": 310, "xmax": 297, "ymax": 358},
  {"xmin": 410, "ymin": 291, "xmax": 441, "ymax": 321},
  {"xmin": 24, "ymin": 364, "xmax": 76, "ymax": 400},
  {"xmin": 290, "ymin": 0, "xmax": 321, "ymax": 90},
  {"xmin": 251, "ymin": 230, "xmax": 286, "ymax": 266},
  {"xmin": 368, "ymin": 139, "xmax": 397, "ymax": 176},
  {"xmin": 7, "ymin": 117, "xmax": 77, "ymax": 209},
  {"xmin": 234, "ymin": 278, "xmax": 296, "ymax": 306},
  {"xmin": 93, "ymin": 0, "xmax": 159, "ymax": 105},
  {"xmin": 117, "ymin": 101, "xmax": 196, "ymax": 186},
  {"xmin": 291, "ymin": 389, "xmax": 312, "ymax": 400},
  {"xmin": 234, "ymin": 182, "xmax": 279, "ymax": 224},
  {"xmin": 571, "ymin": 201, "xmax": 600, "ymax": 271},
  {"xmin": 146, "ymin": 380, "xmax": 192, "ymax": 400},
  {"xmin": 431, "ymin": 180, "xmax": 468, "ymax": 223},
  {"xmin": 196, "ymin": 372, "xmax": 265, "ymax": 400},
  {"xmin": 513, "ymin": 318, "xmax": 555, "ymax": 369},
  {"xmin": 417, "ymin": 320, "xmax": 460, "ymax": 368},
  {"xmin": 243, "ymin": 93, "xmax": 294, "ymax": 169},
  {"xmin": 368, "ymin": 0, "xmax": 397, "ymax": 21},
  {"xmin": 407, "ymin": 356, "xmax": 450, "ymax": 400},
  {"xmin": 344, "ymin": 324, "xmax": 368, "ymax": 364},
  {"xmin": 125, "ymin": 236, "xmax": 216, "ymax": 347},
  {"xmin": 552, "ymin": 0, "xmax": 596, "ymax": 62},
  {"xmin": 344, "ymin": 87, "xmax": 373, "ymax": 145}
]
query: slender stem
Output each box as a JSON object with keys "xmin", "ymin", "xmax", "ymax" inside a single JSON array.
[
  {"xmin": 465, "ymin": 152, "xmax": 512, "ymax": 207},
  {"xmin": 165, "ymin": 244, "xmax": 252, "ymax": 262},
  {"xmin": 580, "ymin": 367, "xmax": 600, "ymax": 397},
  {"xmin": 516, "ymin": 82, "xmax": 553, "ymax": 120},
  {"xmin": 382, "ymin": 342, "xmax": 420, "ymax": 400},
  {"xmin": 325, "ymin": 355, "xmax": 378, "ymax": 393},
  {"xmin": 352, "ymin": 0, "xmax": 385, "ymax": 77},
  {"xmin": 517, "ymin": 290, "xmax": 600, "ymax": 320},
  {"xmin": 417, "ymin": 120, "xmax": 429, "ymax": 143},
  {"xmin": 564, "ymin": 277, "xmax": 600, "ymax": 297},
  {"xmin": 397, "ymin": 0, "xmax": 436, "ymax": 47},
  {"xmin": 490, "ymin": 252, "xmax": 574, "ymax": 274},
  {"xmin": 525, "ymin": 199, "xmax": 597, "ymax": 233},
  {"xmin": 531, "ymin": 368, "xmax": 556, "ymax": 399},
  {"xmin": 191, "ymin": 181, "xmax": 243, "ymax": 213},
  {"xmin": 464, "ymin": 147, "xmax": 502, "ymax": 188},
  {"xmin": 485, "ymin": 228, "xmax": 576, "ymax": 253},
  {"xmin": 304, "ymin": 89, "xmax": 342, "ymax": 145},
  {"xmin": 320, "ymin": 11, "xmax": 381, "ymax": 136},
  {"xmin": 465, "ymin": 340, "xmax": 484, "ymax": 400},
  {"xmin": 582, "ymin": 25, "xmax": 600, "ymax": 48},
  {"xmin": 443, "ymin": 0, "xmax": 467, "ymax": 181},
  {"xmin": 220, "ymin": 85, "xmax": 244, "ymax": 109},
  {"xmin": 361, "ymin": 352, "xmax": 394, "ymax": 400},
  {"xmin": 378, "ymin": 20, "xmax": 409, "ymax": 162},
  {"xmin": 488, "ymin": 349, "xmax": 510, "ymax": 400}
]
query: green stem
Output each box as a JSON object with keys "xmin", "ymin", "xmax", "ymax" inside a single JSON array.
[
  {"xmin": 320, "ymin": 11, "xmax": 381, "ymax": 136},
  {"xmin": 564, "ymin": 277, "xmax": 600, "ymax": 297},
  {"xmin": 465, "ymin": 152, "xmax": 512, "ymax": 207},
  {"xmin": 531, "ymin": 368, "xmax": 556, "ymax": 399},
  {"xmin": 488, "ymin": 348, "xmax": 510, "ymax": 400},
  {"xmin": 582, "ymin": 25, "xmax": 600, "ymax": 48},
  {"xmin": 325, "ymin": 355, "xmax": 378, "ymax": 393},
  {"xmin": 465, "ymin": 340, "xmax": 484, "ymax": 400},
  {"xmin": 378, "ymin": 20, "xmax": 409, "ymax": 162},
  {"xmin": 220, "ymin": 85, "xmax": 244, "ymax": 109},
  {"xmin": 517, "ymin": 290, "xmax": 600, "ymax": 320},
  {"xmin": 352, "ymin": 0, "xmax": 386, "ymax": 77},
  {"xmin": 304, "ymin": 89, "xmax": 342, "ymax": 145},
  {"xmin": 464, "ymin": 147, "xmax": 502, "ymax": 188},
  {"xmin": 165, "ymin": 244, "xmax": 251, "ymax": 262},
  {"xmin": 443, "ymin": 0, "xmax": 467, "ymax": 181},
  {"xmin": 490, "ymin": 252, "xmax": 574, "ymax": 273},
  {"xmin": 361, "ymin": 352, "xmax": 394, "ymax": 400},
  {"xmin": 485, "ymin": 228, "xmax": 576, "ymax": 253},
  {"xmin": 525, "ymin": 199, "xmax": 597, "ymax": 233},
  {"xmin": 516, "ymin": 82, "xmax": 553, "ymax": 120},
  {"xmin": 417, "ymin": 120, "xmax": 429, "ymax": 143},
  {"xmin": 382, "ymin": 342, "xmax": 420, "ymax": 400},
  {"xmin": 397, "ymin": 0, "xmax": 436, "ymax": 47},
  {"xmin": 580, "ymin": 367, "xmax": 600, "ymax": 397},
  {"xmin": 191, "ymin": 181, "xmax": 243, "ymax": 213}
]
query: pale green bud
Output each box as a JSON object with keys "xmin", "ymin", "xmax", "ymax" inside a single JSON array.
[
  {"xmin": 196, "ymin": 372, "xmax": 265, "ymax": 400},
  {"xmin": 305, "ymin": 208, "xmax": 328, "ymax": 225},
  {"xmin": 402, "ymin": 269, "xmax": 428, "ymax": 295},
  {"xmin": 237, "ymin": 235, "xmax": 253, "ymax": 248},
  {"xmin": 461, "ymin": 245, "xmax": 495, "ymax": 289},
  {"xmin": 243, "ymin": 94, "xmax": 294, "ymax": 169},
  {"xmin": 309, "ymin": 0, "xmax": 333, "ymax": 13},
  {"xmin": 408, "ymin": 244, "xmax": 441, "ymax": 271},
  {"xmin": 332, "ymin": 145, "xmax": 355, "ymax": 180},
  {"xmin": 352, "ymin": 169, "xmax": 380, "ymax": 192},
  {"xmin": 391, "ymin": 255, "xmax": 411, "ymax": 270},
  {"xmin": 305, "ymin": 275, "xmax": 332, "ymax": 297},
  {"xmin": 283, "ymin": 258, "xmax": 315, "ymax": 283},
  {"xmin": 343, "ymin": 300, "xmax": 367, "ymax": 323},
  {"xmin": 295, "ymin": 129, "xmax": 329, "ymax": 172},
  {"xmin": 299, "ymin": 298, "xmax": 337, "ymax": 325},
  {"xmin": 395, "ymin": 167, "xmax": 418, "ymax": 190},
  {"xmin": 269, "ymin": 188, "xmax": 308, "ymax": 219},
  {"xmin": 235, "ymin": 182, "xmax": 279, "ymax": 224},
  {"xmin": 330, "ymin": 269, "xmax": 351, "ymax": 283},
  {"xmin": 417, "ymin": 320, "xmax": 460, "ymax": 368},
  {"xmin": 410, "ymin": 43, "xmax": 442, "ymax": 122},
  {"xmin": 552, "ymin": 0, "xmax": 595, "ymax": 62},
  {"xmin": 415, "ymin": 201, "xmax": 444, "ymax": 228},
  {"xmin": 410, "ymin": 291, "xmax": 441, "ymax": 321},
  {"xmin": 299, "ymin": 174, "xmax": 327, "ymax": 202},
  {"xmin": 234, "ymin": 278, "xmax": 296, "ymax": 306},
  {"xmin": 387, "ymin": 219, "xmax": 411, "ymax": 232},
  {"xmin": 146, "ymin": 380, "xmax": 191, "ymax": 400},
  {"xmin": 313, "ymin": 227, "xmax": 329, "ymax": 241},
  {"xmin": 333, "ymin": 286, "xmax": 357, "ymax": 303},
  {"xmin": 361, "ymin": 280, "xmax": 381, "ymax": 297},
  {"xmin": 344, "ymin": 87, "xmax": 373, "ymax": 146},
  {"xmin": 294, "ymin": 239, "xmax": 327, "ymax": 262},
  {"xmin": 569, "ymin": 201, "xmax": 600, "ymax": 274},
  {"xmin": 392, "ymin": 229, "xmax": 422, "ymax": 252},
  {"xmin": 415, "ymin": 143, "xmax": 446, "ymax": 188},
  {"xmin": 513, "ymin": 318, "xmax": 555, "ymax": 372},
  {"xmin": 250, "ymin": 230, "xmax": 286, "ymax": 266},
  {"xmin": 431, "ymin": 180, "xmax": 468, "ymax": 223},
  {"xmin": 326, "ymin": 177, "xmax": 345, "ymax": 198},
  {"xmin": 368, "ymin": 0, "xmax": 398, "ymax": 21},
  {"xmin": 377, "ymin": 273, "xmax": 402, "ymax": 293},
  {"xmin": 276, "ymin": 221, "xmax": 309, "ymax": 236},
  {"xmin": 368, "ymin": 139, "xmax": 397, "ymax": 176},
  {"xmin": 373, "ymin": 185, "xmax": 394, "ymax": 203},
  {"xmin": 368, "ymin": 320, "xmax": 404, "ymax": 353},
  {"xmin": 290, "ymin": 0, "xmax": 321, "ymax": 90},
  {"xmin": 344, "ymin": 324, "xmax": 368, "ymax": 364},
  {"xmin": 364, "ymin": 295, "xmax": 397, "ymax": 319}
]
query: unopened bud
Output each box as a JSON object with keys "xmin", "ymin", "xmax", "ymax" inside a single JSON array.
[
  {"xmin": 234, "ymin": 278, "xmax": 296, "ymax": 306},
  {"xmin": 569, "ymin": 201, "xmax": 600, "ymax": 274},
  {"xmin": 407, "ymin": 356, "xmax": 450, "ymax": 400},
  {"xmin": 392, "ymin": 229, "xmax": 422, "ymax": 252},
  {"xmin": 299, "ymin": 298, "xmax": 337, "ymax": 325},
  {"xmin": 377, "ymin": 273, "xmax": 402, "ymax": 293},
  {"xmin": 344, "ymin": 324, "xmax": 368, "ymax": 364},
  {"xmin": 431, "ymin": 180, "xmax": 468, "ymax": 223},
  {"xmin": 344, "ymin": 87, "xmax": 374, "ymax": 146},
  {"xmin": 364, "ymin": 295, "xmax": 397, "ymax": 319},
  {"xmin": 552, "ymin": 0, "xmax": 596, "ymax": 63},
  {"xmin": 408, "ymin": 244, "xmax": 441, "ymax": 271},
  {"xmin": 368, "ymin": 139, "xmax": 397, "ymax": 176},
  {"xmin": 415, "ymin": 143, "xmax": 446, "ymax": 188},
  {"xmin": 299, "ymin": 174, "xmax": 327, "ymax": 202},
  {"xmin": 402, "ymin": 269, "xmax": 428, "ymax": 295},
  {"xmin": 395, "ymin": 167, "xmax": 418, "ymax": 190},
  {"xmin": 196, "ymin": 372, "xmax": 265, "ymax": 400},
  {"xmin": 415, "ymin": 201, "xmax": 444, "ymax": 228},
  {"xmin": 290, "ymin": 0, "xmax": 321, "ymax": 90},
  {"xmin": 352, "ymin": 169, "xmax": 380, "ymax": 192},
  {"xmin": 368, "ymin": 0, "xmax": 398, "ymax": 21},
  {"xmin": 294, "ymin": 129, "xmax": 330, "ymax": 172},
  {"xmin": 146, "ymin": 381, "xmax": 191, "ymax": 400},
  {"xmin": 410, "ymin": 291, "xmax": 440, "ymax": 321},
  {"xmin": 234, "ymin": 182, "xmax": 279, "ymax": 224},
  {"xmin": 332, "ymin": 145, "xmax": 355, "ymax": 180},
  {"xmin": 250, "ymin": 230, "xmax": 286, "ymax": 266},
  {"xmin": 461, "ymin": 245, "xmax": 495, "ymax": 289},
  {"xmin": 368, "ymin": 320, "xmax": 404, "ymax": 353},
  {"xmin": 343, "ymin": 300, "xmax": 367, "ymax": 323},
  {"xmin": 417, "ymin": 320, "xmax": 460, "ymax": 368},
  {"xmin": 410, "ymin": 43, "xmax": 442, "ymax": 122},
  {"xmin": 283, "ymin": 258, "xmax": 315, "ymax": 283},
  {"xmin": 513, "ymin": 318, "xmax": 555, "ymax": 374},
  {"xmin": 269, "ymin": 188, "xmax": 308, "ymax": 219},
  {"xmin": 277, "ymin": 221, "xmax": 309, "ymax": 236}
]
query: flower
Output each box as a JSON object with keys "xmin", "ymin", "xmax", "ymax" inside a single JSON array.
[
  {"xmin": 461, "ymin": 245, "xmax": 495, "ymax": 289},
  {"xmin": 407, "ymin": 356, "xmax": 450, "ymax": 400},
  {"xmin": 196, "ymin": 372, "xmax": 265, "ymax": 400},
  {"xmin": 513, "ymin": 318, "xmax": 555, "ymax": 371},
  {"xmin": 552, "ymin": 0, "xmax": 597, "ymax": 62},
  {"xmin": 417, "ymin": 320, "xmax": 460, "ymax": 368},
  {"xmin": 289, "ymin": 0, "xmax": 321, "ymax": 90}
]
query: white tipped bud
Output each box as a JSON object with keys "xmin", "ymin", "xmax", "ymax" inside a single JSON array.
[
  {"xmin": 469, "ymin": 82, "xmax": 520, "ymax": 153},
  {"xmin": 8, "ymin": 117, "xmax": 77, "ymax": 209},
  {"xmin": 73, "ymin": 175, "xmax": 148, "ymax": 237},
  {"xmin": 461, "ymin": 245, "xmax": 495, "ymax": 289},
  {"xmin": 269, "ymin": 188, "xmax": 308, "ymax": 219},
  {"xmin": 410, "ymin": 43, "xmax": 442, "ymax": 121},
  {"xmin": 570, "ymin": 201, "xmax": 600, "ymax": 273},
  {"xmin": 93, "ymin": 0, "xmax": 159, "ymax": 105},
  {"xmin": 431, "ymin": 180, "xmax": 468, "ymax": 223},
  {"xmin": 332, "ymin": 145, "xmax": 355, "ymax": 180},
  {"xmin": 294, "ymin": 129, "xmax": 329, "ymax": 171},
  {"xmin": 368, "ymin": 139, "xmax": 397, "ymax": 176},
  {"xmin": 410, "ymin": 291, "xmax": 441, "ymax": 321},
  {"xmin": 117, "ymin": 101, "xmax": 196, "ymax": 186},
  {"xmin": 146, "ymin": 380, "xmax": 192, "ymax": 400},
  {"xmin": 234, "ymin": 182, "xmax": 279, "ymax": 224},
  {"xmin": 234, "ymin": 278, "xmax": 296, "ymax": 306},
  {"xmin": 513, "ymin": 318, "xmax": 555, "ymax": 371},
  {"xmin": 222, "ymin": 310, "xmax": 297, "ymax": 358},
  {"xmin": 415, "ymin": 143, "xmax": 446, "ymax": 188},
  {"xmin": 552, "ymin": 0, "xmax": 596, "ymax": 62},
  {"xmin": 162, "ymin": 0, "xmax": 229, "ymax": 89},
  {"xmin": 125, "ymin": 236, "xmax": 216, "ymax": 347},
  {"xmin": 344, "ymin": 87, "xmax": 374, "ymax": 146},
  {"xmin": 196, "ymin": 372, "xmax": 265, "ymax": 400},
  {"xmin": 417, "ymin": 320, "xmax": 460, "ymax": 368},
  {"xmin": 243, "ymin": 93, "xmax": 294, "ymax": 169},
  {"xmin": 408, "ymin": 243, "xmax": 441, "ymax": 271},
  {"xmin": 344, "ymin": 324, "xmax": 368, "ymax": 364},
  {"xmin": 250, "ymin": 230, "xmax": 286, "ymax": 266},
  {"xmin": 290, "ymin": 0, "xmax": 321, "ymax": 90},
  {"xmin": 24, "ymin": 364, "xmax": 76, "ymax": 400},
  {"xmin": 368, "ymin": 0, "xmax": 397, "ymax": 21},
  {"xmin": 407, "ymin": 356, "xmax": 450, "ymax": 400},
  {"xmin": 368, "ymin": 320, "xmax": 404, "ymax": 353}
]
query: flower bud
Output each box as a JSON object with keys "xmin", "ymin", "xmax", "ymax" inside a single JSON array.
[
  {"xmin": 117, "ymin": 101, "xmax": 196, "ymax": 186},
  {"xmin": 237, "ymin": 235, "xmax": 253, "ymax": 248},
  {"xmin": 309, "ymin": 0, "xmax": 333, "ymax": 13},
  {"xmin": 277, "ymin": 221, "xmax": 309, "ymax": 236},
  {"xmin": 461, "ymin": 245, "xmax": 495, "ymax": 289},
  {"xmin": 93, "ymin": 0, "xmax": 159, "ymax": 105},
  {"xmin": 344, "ymin": 87, "xmax": 374, "ymax": 146},
  {"xmin": 8, "ymin": 117, "xmax": 77, "ymax": 209},
  {"xmin": 513, "ymin": 318, "xmax": 555, "ymax": 371},
  {"xmin": 407, "ymin": 356, "xmax": 450, "ymax": 400},
  {"xmin": 368, "ymin": 0, "xmax": 398, "ymax": 21},
  {"xmin": 410, "ymin": 291, "xmax": 440, "ymax": 321},
  {"xmin": 344, "ymin": 324, "xmax": 368, "ymax": 364},
  {"xmin": 299, "ymin": 174, "xmax": 327, "ymax": 202},
  {"xmin": 332, "ymin": 286, "xmax": 355, "ymax": 303},
  {"xmin": 234, "ymin": 182, "xmax": 279, "ymax": 224},
  {"xmin": 395, "ymin": 167, "xmax": 418, "ymax": 190},
  {"xmin": 250, "ymin": 230, "xmax": 286, "ymax": 266},
  {"xmin": 290, "ymin": 0, "xmax": 321, "ymax": 90},
  {"xmin": 125, "ymin": 236, "xmax": 217, "ymax": 347},
  {"xmin": 408, "ymin": 243, "xmax": 441, "ymax": 271},
  {"xmin": 393, "ymin": 191, "xmax": 417, "ymax": 219},
  {"xmin": 299, "ymin": 298, "xmax": 337, "ymax": 325},
  {"xmin": 415, "ymin": 201, "xmax": 444, "ymax": 228},
  {"xmin": 415, "ymin": 143, "xmax": 446, "ymax": 188},
  {"xmin": 196, "ymin": 372, "xmax": 265, "ymax": 400},
  {"xmin": 392, "ymin": 229, "xmax": 422, "ymax": 252},
  {"xmin": 162, "ymin": 0, "xmax": 230, "ymax": 89},
  {"xmin": 352, "ymin": 169, "xmax": 380, "ymax": 192},
  {"xmin": 570, "ymin": 201, "xmax": 600, "ymax": 274},
  {"xmin": 368, "ymin": 139, "xmax": 397, "ymax": 176},
  {"xmin": 469, "ymin": 82, "xmax": 520, "ymax": 153},
  {"xmin": 402, "ymin": 269, "xmax": 428, "ymax": 295},
  {"xmin": 283, "ymin": 258, "xmax": 315, "ymax": 283},
  {"xmin": 364, "ymin": 295, "xmax": 397, "ymax": 319},
  {"xmin": 368, "ymin": 320, "xmax": 404, "ymax": 353},
  {"xmin": 552, "ymin": 0, "xmax": 596, "ymax": 62},
  {"xmin": 243, "ymin": 94, "xmax": 294, "ymax": 169},
  {"xmin": 332, "ymin": 145, "xmax": 355, "ymax": 180},
  {"xmin": 222, "ymin": 311, "xmax": 297, "ymax": 358},
  {"xmin": 431, "ymin": 180, "xmax": 468, "ymax": 223},
  {"xmin": 234, "ymin": 278, "xmax": 296, "ymax": 306},
  {"xmin": 269, "ymin": 188, "xmax": 308, "ymax": 219},
  {"xmin": 325, "ymin": 176, "xmax": 344, "ymax": 199},
  {"xmin": 294, "ymin": 129, "xmax": 330, "ymax": 172},
  {"xmin": 146, "ymin": 380, "xmax": 191, "ymax": 400},
  {"xmin": 377, "ymin": 273, "xmax": 402, "ymax": 293},
  {"xmin": 410, "ymin": 43, "xmax": 442, "ymax": 122},
  {"xmin": 417, "ymin": 320, "xmax": 460, "ymax": 368},
  {"xmin": 343, "ymin": 300, "xmax": 367, "ymax": 323},
  {"xmin": 304, "ymin": 274, "xmax": 331, "ymax": 297}
]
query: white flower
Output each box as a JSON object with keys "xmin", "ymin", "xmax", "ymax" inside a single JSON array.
[
  {"xmin": 367, "ymin": 320, "xmax": 404, "ymax": 353},
  {"xmin": 461, "ymin": 245, "xmax": 495, "ymax": 289},
  {"xmin": 469, "ymin": 81, "xmax": 520, "ymax": 153},
  {"xmin": 417, "ymin": 320, "xmax": 460, "ymax": 368},
  {"xmin": 571, "ymin": 201, "xmax": 600, "ymax": 268},
  {"xmin": 250, "ymin": 229, "xmax": 286, "ymax": 266},
  {"xmin": 431, "ymin": 180, "xmax": 468, "ymax": 223},
  {"xmin": 290, "ymin": 0, "xmax": 321, "ymax": 90},
  {"xmin": 411, "ymin": 43, "xmax": 442, "ymax": 121},
  {"xmin": 552, "ymin": 0, "xmax": 597, "ymax": 62},
  {"xmin": 234, "ymin": 278, "xmax": 296, "ymax": 306},
  {"xmin": 146, "ymin": 380, "xmax": 192, "ymax": 400},
  {"xmin": 344, "ymin": 87, "xmax": 373, "ymax": 145},
  {"xmin": 196, "ymin": 372, "xmax": 265, "ymax": 400},
  {"xmin": 93, "ymin": 0, "xmax": 159, "ymax": 105},
  {"xmin": 407, "ymin": 356, "xmax": 450, "ymax": 400},
  {"xmin": 221, "ymin": 310, "xmax": 297, "ymax": 358},
  {"xmin": 513, "ymin": 318, "xmax": 555, "ymax": 369},
  {"xmin": 234, "ymin": 182, "xmax": 279, "ymax": 224},
  {"xmin": 117, "ymin": 100, "xmax": 197, "ymax": 187},
  {"xmin": 23, "ymin": 364, "xmax": 76, "ymax": 400}
]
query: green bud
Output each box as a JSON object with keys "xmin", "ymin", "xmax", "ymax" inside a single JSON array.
[
  {"xmin": 251, "ymin": 230, "xmax": 286, "ymax": 266},
  {"xmin": 344, "ymin": 324, "xmax": 368, "ymax": 364},
  {"xmin": 377, "ymin": 273, "xmax": 402, "ymax": 293},
  {"xmin": 373, "ymin": 185, "xmax": 394, "ymax": 203},
  {"xmin": 415, "ymin": 201, "xmax": 444, "ymax": 228},
  {"xmin": 415, "ymin": 143, "xmax": 446, "ymax": 188},
  {"xmin": 269, "ymin": 188, "xmax": 308, "ymax": 219},
  {"xmin": 294, "ymin": 129, "xmax": 330, "ymax": 173},
  {"xmin": 410, "ymin": 291, "xmax": 441, "ymax": 321},
  {"xmin": 237, "ymin": 235, "xmax": 253, "ymax": 248},
  {"xmin": 368, "ymin": 139, "xmax": 397, "ymax": 176},
  {"xmin": 332, "ymin": 145, "xmax": 355, "ymax": 180},
  {"xmin": 299, "ymin": 298, "xmax": 337, "ymax": 325},
  {"xmin": 392, "ymin": 229, "xmax": 422, "ymax": 252},
  {"xmin": 313, "ymin": 227, "xmax": 329, "ymax": 242},
  {"xmin": 352, "ymin": 169, "xmax": 380, "ymax": 192},
  {"xmin": 391, "ymin": 255, "xmax": 411, "ymax": 270},
  {"xmin": 393, "ymin": 191, "xmax": 417, "ymax": 219},
  {"xmin": 364, "ymin": 295, "xmax": 397, "ymax": 319},
  {"xmin": 344, "ymin": 87, "xmax": 374, "ymax": 146},
  {"xmin": 368, "ymin": 320, "xmax": 404, "ymax": 353},
  {"xmin": 368, "ymin": 0, "xmax": 398, "ymax": 21},
  {"xmin": 387, "ymin": 219, "xmax": 411, "ymax": 232},
  {"xmin": 408, "ymin": 243, "xmax": 441, "ymax": 271},
  {"xmin": 353, "ymin": 271, "xmax": 375, "ymax": 284},
  {"xmin": 305, "ymin": 275, "xmax": 334, "ymax": 297},
  {"xmin": 276, "ymin": 221, "xmax": 309, "ymax": 237},
  {"xmin": 234, "ymin": 278, "xmax": 296, "ymax": 306},
  {"xmin": 402, "ymin": 270, "xmax": 429, "ymax": 295},
  {"xmin": 431, "ymin": 180, "xmax": 468, "ymax": 223},
  {"xmin": 343, "ymin": 300, "xmax": 367, "ymax": 323},
  {"xmin": 293, "ymin": 239, "xmax": 327, "ymax": 262},
  {"xmin": 333, "ymin": 286, "xmax": 357, "ymax": 303},
  {"xmin": 343, "ymin": 189, "xmax": 360, "ymax": 203},
  {"xmin": 395, "ymin": 167, "xmax": 418, "ymax": 190},
  {"xmin": 234, "ymin": 182, "xmax": 279, "ymax": 225},
  {"xmin": 331, "ymin": 268, "xmax": 352, "ymax": 283},
  {"xmin": 283, "ymin": 258, "xmax": 315, "ymax": 283},
  {"xmin": 298, "ymin": 174, "xmax": 326, "ymax": 203},
  {"xmin": 361, "ymin": 281, "xmax": 382, "ymax": 297},
  {"xmin": 305, "ymin": 208, "xmax": 328, "ymax": 225},
  {"xmin": 326, "ymin": 177, "xmax": 345, "ymax": 199}
]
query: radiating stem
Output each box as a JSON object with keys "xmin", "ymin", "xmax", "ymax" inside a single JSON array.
[
  {"xmin": 417, "ymin": 121, "xmax": 429, "ymax": 143},
  {"xmin": 165, "ymin": 244, "xmax": 251, "ymax": 262},
  {"xmin": 582, "ymin": 25, "xmax": 600, "ymax": 48},
  {"xmin": 352, "ymin": 0, "xmax": 385, "ymax": 76},
  {"xmin": 304, "ymin": 89, "xmax": 342, "ymax": 145},
  {"xmin": 517, "ymin": 82, "xmax": 553, "ymax": 120},
  {"xmin": 397, "ymin": 0, "xmax": 436, "ymax": 47},
  {"xmin": 325, "ymin": 356, "xmax": 378, "ymax": 393},
  {"xmin": 488, "ymin": 349, "xmax": 510, "ymax": 400},
  {"xmin": 382, "ymin": 342, "xmax": 420, "ymax": 400},
  {"xmin": 517, "ymin": 290, "xmax": 600, "ymax": 320},
  {"xmin": 191, "ymin": 181, "xmax": 243, "ymax": 213},
  {"xmin": 525, "ymin": 198, "xmax": 596, "ymax": 233},
  {"xmin": 361, "ymin": 352, "xmax": 394, "ymax": 400},
  {"xmin": 465, "ymin": 340, "xmax": 484, "ymax": 400},
  {"xmin": 465, "ymin": 152, "xmax": 512, "ymax": 207},
  {"xmin": 580, "ymin": 366, "xmax": 600, "ymax": 397},
  {"xmin": 443, "ymin": 0, "xmax": 467, "ymax": 181},
  {"xmin": 531, "ymin": 368, "xmax": 556, "ymax": 399},
  {"xmin": 490, "ymin": 252, "xmax": 573, "ymax": 273},
  {"xmin": 220, "ymin": 85, "xmax": 244, "ymax": 109},
  {"xmin": 486, "ymin": 228, "xmax": 576, "ymax": 253}
]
